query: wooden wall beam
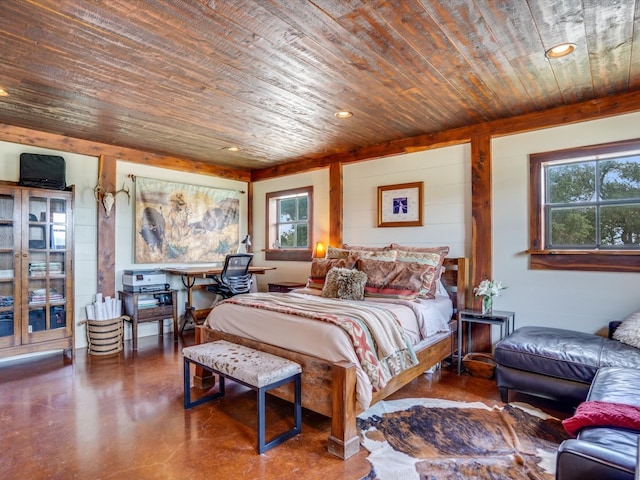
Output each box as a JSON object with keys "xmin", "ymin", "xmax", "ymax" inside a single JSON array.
[
  {"xmin": 96, "ymin": 155, "xmax": 117, "ymax": 297},
  {"xmin": 470, "ymin": 134, "xmax": 493, "ymax": 352},
  {"xmin": 246, "ymin": 182, "xmax": 253, "ymax": 246},
  {"xmin": 329, "ymin": 163, "xmax": 343, "ymax": 247}
]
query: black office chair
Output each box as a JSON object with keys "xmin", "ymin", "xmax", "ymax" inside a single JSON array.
[{"xmin": 206, "ymin": 253, "xmax": 254, "ymax": 300}]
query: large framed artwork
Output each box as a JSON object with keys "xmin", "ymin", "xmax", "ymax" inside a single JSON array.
[
  {"xmin": 377, "ymin": 181, "xmax": 423, "ymax": 227},
  {"xmin": 135, "ymin": 177, "xmax": 240, "ymax": 263}
]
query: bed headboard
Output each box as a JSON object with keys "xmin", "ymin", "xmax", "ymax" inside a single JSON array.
[{"xmin": 441, "ymin": 257, "xmax": 469, "ymax": 316}]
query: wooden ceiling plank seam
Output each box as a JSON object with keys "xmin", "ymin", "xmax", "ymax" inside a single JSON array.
[
  {"xmin": 1, "ymin": 84, "xmax": 358, "ymax": 169},
  {"xmin": 471, "ymin": 0, "xmax": 563, "ymax": 110},
  {"xmin": 629, "ymin": 0, "xmax": 640, "ymax": 89},
  {"xmin": 248, "ymin": 4, "xmax": 464, "ymax": 133},
  {"xmin": 216, "ymin": 2, "xmax": 474, "ymax": 142},
  {"xmin": 191, "ymin": 1, "xmax": 364, "ymax": 97},
  {"xmin": 257, "ymin": 0, "xmax": 478, "ymax": 127},
  {"xmin": 339, "ymin": 4, "xmax": 495, "ymax": 125},
  {"xmin": 336, "ymin": 2, "xmax": 493, "ymax": 126},
  {"xmin": 99, "ymin": 0, "xmax": 424, "ymax": 142},
  {"xmin": 526, "ymin": 0, "xmax": 596, "ymax": 104},
  {"xmin": 582, "ymin": 0, "xmax": 635, "ymax": 97},
  {"xmin": 0, "ymin": 83, "xmax": 273, "ymax": 169},
  {"xmin": 413, "ymin": 0, "xmax": 534, "ymax": 117},
  {"xmin": 13, "ymin": 0, "xmax": 356, "ymax": 143},
  {"xmin": 0, "ymin": 0, "xmax": 504, "ymax": 154},
  {"xmin": 322, "ymin": 9, "xmax": 471, "ymax": 130},
  {"xmin": 3, "ymin": 36, "xmax": 360, "ymax": 163}
]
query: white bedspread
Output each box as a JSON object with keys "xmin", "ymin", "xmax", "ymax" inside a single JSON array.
[{"xmin": 204, "ymin": 290, "xmax": 452, "ymax": 410}]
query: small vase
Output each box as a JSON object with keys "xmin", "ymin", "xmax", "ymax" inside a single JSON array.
[{"xmin": 482, "ymin": 296, "xmax": 493, "ymax": 314}]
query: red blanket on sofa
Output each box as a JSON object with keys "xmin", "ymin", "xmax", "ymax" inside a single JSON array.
[{"xmin": 563, "ymin": 400, "xmax": 640, "ymax": 436}]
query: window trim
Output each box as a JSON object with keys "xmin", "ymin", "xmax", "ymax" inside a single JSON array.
[
  {"xmin": 264, "ymin": 186, "xmax": 313, "ymax": 262},
  {"xmin": 529, "ymin": 138, "xmax": 640, "ymax": 272}
]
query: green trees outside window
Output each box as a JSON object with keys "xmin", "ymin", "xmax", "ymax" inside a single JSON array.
[
  {"xmin": 277, "ymin": 194, "xmax": 309, "ymax": 248},
  {"xmin": 546, "ymin": 155, "xmax": 640, "ymax": 248}
]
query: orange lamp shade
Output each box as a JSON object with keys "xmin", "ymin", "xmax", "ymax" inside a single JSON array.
[{"xmin": 313, "ymin": 241, "xmax": 326, "ymax": 258}]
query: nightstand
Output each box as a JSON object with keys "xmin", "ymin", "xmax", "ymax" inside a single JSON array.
[
  {"xmin": 457, "ymin": 309, "xmax": 515, "ymax": 374},
  {"xmin": 268, "ymin": 282, "xmax": 306, "ymax": 293}
]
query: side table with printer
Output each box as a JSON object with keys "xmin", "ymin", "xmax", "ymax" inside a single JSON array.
[{"xmin": 119, "ymin": 270, "xmax": 178, "ymax": 350}]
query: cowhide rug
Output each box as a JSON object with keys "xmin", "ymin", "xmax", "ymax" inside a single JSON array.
[{"xmin": 357, "ymin": 398, "xmax": 570, "ymax": 480}]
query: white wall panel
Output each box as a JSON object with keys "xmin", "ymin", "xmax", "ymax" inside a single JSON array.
[
  {"xmin": 114, "ymin": 161, "xmax": 249, "ymax": 340},
  {"xmin": 492, "ymin": 112, "xmax": 640, "ymax": 335},
  {"xmin": 251, "ymin": 169, "xmax": 330, "ymax": 288},
  {"xmin": 343, "ymin": 144, "xmax": 471, "ymax": 258}
]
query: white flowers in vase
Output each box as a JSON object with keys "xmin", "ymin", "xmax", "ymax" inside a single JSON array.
[{"xmin": 474, "ymin": 279, "xmax": 507, "ymax": 314}]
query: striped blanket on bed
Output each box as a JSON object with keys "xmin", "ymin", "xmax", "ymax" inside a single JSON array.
[{"xmin": 220, "ymin": 292, "xmax": 418, "ymax": 391}]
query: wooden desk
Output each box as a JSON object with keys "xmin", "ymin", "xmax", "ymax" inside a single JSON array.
[{"xmin": 163, "ymin": 265, "xmax": 275, "ymax": 333}]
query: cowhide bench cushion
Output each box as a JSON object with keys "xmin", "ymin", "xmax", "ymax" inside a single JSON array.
[
  {"xmin": 182, "ymin": 340, "xmax": 302, "ymax": 454},
  {"xmin": 494, "ymin": 326, "xmax": 640, "ymax": 405}
]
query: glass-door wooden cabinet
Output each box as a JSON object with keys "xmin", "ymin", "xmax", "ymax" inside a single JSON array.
[{"xmin": 0, "ymin": 184, "xmax": 74, "ymax": 360}]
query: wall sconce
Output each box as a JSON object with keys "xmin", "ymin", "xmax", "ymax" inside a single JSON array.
[
  {"xmin": 241, "ymin": 234, "xmax": 252, "ymax": 253},
  {"xmin": 313, "ymin": 241, "xmax": 326, "ymax": 258}
]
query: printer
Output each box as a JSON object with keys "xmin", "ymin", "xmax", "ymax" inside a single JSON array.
[{"xmin": 122, "ymin": 269, "xmax": 168, "ymax": 293}]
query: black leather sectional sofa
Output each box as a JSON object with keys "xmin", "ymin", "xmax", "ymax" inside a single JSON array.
[
  {"xmin": 494, "ymin": 326, "xmax": 640, "ymax": 479},
  {"xmin": 556, "ymin": 367, "xmax": 640, "ymax": 480}
]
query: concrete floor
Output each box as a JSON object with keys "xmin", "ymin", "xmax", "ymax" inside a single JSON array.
[{"xmin": 0, "ymin": 331, "xmax": 567, "ymax": 480}]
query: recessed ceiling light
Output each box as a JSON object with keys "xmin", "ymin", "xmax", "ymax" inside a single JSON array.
[
  {"xmin": 334, "ymin": 111, "xmax": 353, "ymax": 119},
  {"xmin": 545, "ymin": 43, "xmax": 576, "ymax": 59},
  {"xmin": 0, "ymin": 88, "xmax": 8, "ymax": 97},
  {"xmin": 225, "ymin": 146, "xmax": 240, "ymax": 152}
]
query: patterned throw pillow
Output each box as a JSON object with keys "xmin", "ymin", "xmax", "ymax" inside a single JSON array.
[
  {"xmin": 351, "ymin": 249, "xmax": 398, "ymax": 262},
  {"xmin": 306, "ymin": 256, "xmax": 358, "ymax": 289},
  {"xmin": 342, "ymin": 244, "xmax": 392, "ymax": 251},
  {"xmin": 357, "ymin": 257, "xmax": 436, "ymax": 300},
  {"xmin": 327, "ymin": 245, "xmax": 398, "ymax": 262},
  {"xmin": 392, "ymin": 244, "xmax": 449, "ymax": 298},
  {"xmin": 321, "ymin": 267, "xmax": 367, "ymax": 301},
  {"xmin": 390, "ymin": 244, "xmax": 450, "ymax": 257},
  {"xmin": 613, "ymin": 311, "xmax": 640, "ymax": 349},
  {"xmin": 326, "ymin": 246, "xmax": 351, "ymax": 259}
]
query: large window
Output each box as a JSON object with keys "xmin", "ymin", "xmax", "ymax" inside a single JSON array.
[
  {"xmin": 529, "ymin": 138, "xmax": 640, "ymax": 272},
  {"xmin": 265, "ymin": 186, "xmax": 313, "ymax": 261}
]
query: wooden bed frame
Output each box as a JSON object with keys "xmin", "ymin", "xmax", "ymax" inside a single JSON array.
[{"xmin": 193, "ymin": 257, "xmax": 468, "ymax": 459}]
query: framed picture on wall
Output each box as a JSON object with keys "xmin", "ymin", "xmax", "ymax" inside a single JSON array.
[{"xmin": 377, "ymin": 181, "xmax": 423, "ymax": 227}]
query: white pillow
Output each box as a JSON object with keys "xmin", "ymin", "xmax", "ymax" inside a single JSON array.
[
  {"xmin": 613, "ymin": 311, "xmax": 640, "ymax": 349},
  {"xmin": 436, "ymin": 280, "xmax": 449, "ymax": 297}
]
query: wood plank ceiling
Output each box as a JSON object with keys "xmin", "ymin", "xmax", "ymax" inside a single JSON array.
[{"xmin": 0, "ymin": 0, "xmax": 639, "ymax": 173}]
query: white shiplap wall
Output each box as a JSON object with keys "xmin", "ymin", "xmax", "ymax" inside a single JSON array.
[
  {"xmin": 250, "ymin": 169, "xmax": 330, "ymax": 290},
  {"xmin": 113, "ymin": 161, "xmax": 249, "ymax": 341},
  {"xmin": 492, "ymin": 111, "xmax": 640, "ymax": 335},
  {"xmin": 342, "ymin": 144, "xmax": 471, "ymax": 258}
]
